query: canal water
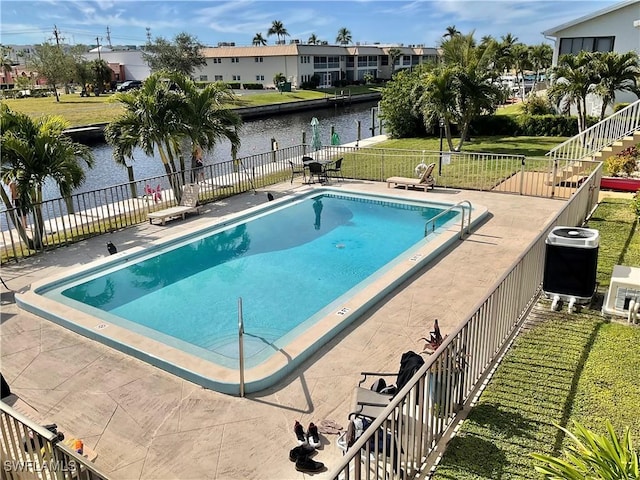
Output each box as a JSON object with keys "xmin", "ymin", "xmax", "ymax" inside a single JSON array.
[
  {"xmin": 58, "ymin": 100, "xmax": 381, "ymax": 199},
  {"xmin": 1, "ymin": 100, "xmax": 382, "ymax": 231}
]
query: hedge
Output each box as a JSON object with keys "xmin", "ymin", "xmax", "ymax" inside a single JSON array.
[{"xmin": 469, "ymin": 114, "xmax": 599, "ymax": 137}]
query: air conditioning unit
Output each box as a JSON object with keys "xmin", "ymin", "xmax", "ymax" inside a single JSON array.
[
  {"xmin": 603, "ymin": 265, "xmax": 640, "ymax": 323},
  {"xmin": 543, "ymin": 226, "xmax": 599, "ymax": 312}
]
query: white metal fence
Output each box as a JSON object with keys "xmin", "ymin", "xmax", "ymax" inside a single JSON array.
[
  {"xmin": 1, "ymin": 146, "xmax": 600, "ymax": 264},
  {"xmin": 328, "ymin": 162, "xmax": 602, "ymax": 480}
]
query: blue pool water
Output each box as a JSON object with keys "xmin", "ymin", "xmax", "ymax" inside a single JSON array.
[{"xmin": 50, "ymin": 192, "xmax": 458, "ymax": 369}]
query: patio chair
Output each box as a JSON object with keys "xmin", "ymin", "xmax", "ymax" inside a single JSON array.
[
  {"xmin": 289, "ymin": 160, "xmax": 306, "ymax": 184},
  {"xmin": 386, "ymin": 162, "xmax": 435, "ymax": 192},
  {"xmin": 308, "ymin": 162, "xmax": 328, "ymax": 184},
  {"xmin": 325, "ymin": 157, "xmax": 344, "ymax": 181},
  {"xmin": 350, "ymin": 351, "xmax": 425, "ymax": 419},
  {"xmin": 148, "ymin": 183, "xmax": 201, "ymax": 225}
]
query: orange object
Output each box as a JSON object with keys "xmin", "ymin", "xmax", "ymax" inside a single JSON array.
[{"xmin": 73, "ymin": 439, "xmax": 83, "ymax": 454}]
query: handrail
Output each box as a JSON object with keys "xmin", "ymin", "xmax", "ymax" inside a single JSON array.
[
  {"xmin": 424, "ymin": 200, "xmax": 472, "ymax": 239},
  {"xmin": 546, "ymin": 99, "xmax": 640, "ymax": 160},
  {"xmin": 238, "ymin": 297, "xmax": 245, "ymax": 397}
]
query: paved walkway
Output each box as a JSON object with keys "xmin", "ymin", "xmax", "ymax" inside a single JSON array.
[{"xmin": 1, "ymin": 179, "xmax": 565, "ymax": 479}]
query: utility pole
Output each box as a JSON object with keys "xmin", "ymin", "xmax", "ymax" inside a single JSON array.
[
  {"xmin": 106, "ymin": 26, "xmax": 112, "ymax": 48},
  {"xmin": 146, "ymin": 27, "xmax": 152, "ymax": 43},
  {"xmin": 51, "ymin": 25, "xmax": 64, "ymax": 48},
  {"xmin": 95, "ymin": 37, "xmax": 101, "ymax": 60}
]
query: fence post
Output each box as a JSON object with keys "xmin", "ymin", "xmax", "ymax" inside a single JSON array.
[{"xmin": 519, "ymin": 157, "xmax": 525, "ymax": 195}]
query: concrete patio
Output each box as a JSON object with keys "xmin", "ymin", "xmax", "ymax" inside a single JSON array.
[{"xmin": 1, "ymin": 180, "xmax": 566, "ymax": 479}]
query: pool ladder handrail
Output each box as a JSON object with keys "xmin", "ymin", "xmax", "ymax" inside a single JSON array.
[{"xmin": 424, "ymin": 200, "xmax": 472, "ymax": 239}]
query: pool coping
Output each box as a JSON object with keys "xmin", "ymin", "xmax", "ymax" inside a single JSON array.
[{"xmin": 16, "ymin": 187, "xmax": 488, "ymax": 395}]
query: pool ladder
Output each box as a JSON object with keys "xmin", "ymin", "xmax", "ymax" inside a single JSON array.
[{"xmin": 424, "ymin": 200, "xmax": 472, "ymax": 239}]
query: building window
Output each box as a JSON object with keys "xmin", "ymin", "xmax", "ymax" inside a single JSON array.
[
  {"xmin": 214, "ymin": 75, "xmax": 223, "ymax": 81},
  {"xmin": 231, "ymin": 57, "xmax": 240, "ymax": 63},
  {"xmin": 314, "ymin": 56, "xmax": 327, "ymax": 69},
  {"xmin": 300, "ymin": 55, "xmax": 310, "ymax": 64},
  {"xmin": 213, "ymin": 58, "xmax": 221, "ymax": 64},
  {"xmin": 256, "ymin": 75, "xmax": 264, "ymax": 81},
  {"xmin": 559, "ymin": 36, "xmax": 615, "ymax": 55},
  {"xmin": 232, "ymin": 75, "xmax": 241, "ymax": 81},
  {"xmin": 402, "ymin": 55, "xmax": 411, "ymax": 65},
  {"xmin": 381, "ymin": 56, "xmax": 389, "ymax": 66},
  {"xmin": 199, "ymin": 75, "xmax": 208, "ymax": 81},
  {"xmin": 255, "ymin": 57, "xmax": 263, "ymax": 62},
  {"xmin": 347, "ymin": 56, "xmax": 354, "ymax": 67}
]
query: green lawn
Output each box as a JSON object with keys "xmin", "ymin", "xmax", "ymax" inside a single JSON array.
[
  {"xmin": 375, "ymin": 136, "xmax": 567, "ymax": 158},
  {"xmin": 434, "ymin": 197, "xmax": 640, "ymax": 480},
  {"xmin": 2, "ymin": 94, "xmax": 125, "ymax": 126}
]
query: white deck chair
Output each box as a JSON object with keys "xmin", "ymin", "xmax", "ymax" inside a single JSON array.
[{"xmin": 148, "ymin": 183, "xmax": 201, "ymax": 225}]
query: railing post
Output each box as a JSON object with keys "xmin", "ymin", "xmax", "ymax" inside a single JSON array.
[
  {"xmin": 551, "ymin": 159, "xmax": 558, "ymax": 198},
  {"xmin": 519, "ymin": 157, "xmax": 525, "ymax": 195},
  {"xmin": 238, "ymin": 297, "xmax": 245, "ymax": 397}
]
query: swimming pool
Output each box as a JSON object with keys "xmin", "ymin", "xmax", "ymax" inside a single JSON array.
[{"xmin": 18, "ymin": 188, "xmax": 488, "ymax": 394}]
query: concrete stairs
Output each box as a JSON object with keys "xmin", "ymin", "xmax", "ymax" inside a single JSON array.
[
  {"xmin": 547, "ymin": 129, "xmax": 639, "ymax": 186},
  {"xmin": 591, "ymin": 130, "xmax": 640, "ymax": 162}
]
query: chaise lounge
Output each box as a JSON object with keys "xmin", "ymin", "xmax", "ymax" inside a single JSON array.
[
  {"xmin": 386, "ymin": 162, "xmax": 436, "ymax": 192},
  {"xmin": 148, "ymin": 183, "xmax": 201, "ymax": 225}
]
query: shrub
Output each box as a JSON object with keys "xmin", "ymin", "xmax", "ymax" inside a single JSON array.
[
  {"xmin": 633, "ymin": 190, "xmax": 640, "ymax": 218},
  {"xmin": 532, "ymin": 421, "xmax": 639, "ymax": 480},
  {"xmin": 241, "ymin": 83, "xmax": 264, "ymax": 90},
  {"xmin": 613, "ymin": 103, "xmax": 630, "ymax": 113},
  {"xmin": 225, "ymin": 82, "xmax": 241, "ymax": 89},
  {"xmin": 521, "ymin": 94, "xmax": 555, "ymax": 116},
  {"xmin": 605, "ymin": 144, "xmax": 639, "ymax": 177}
]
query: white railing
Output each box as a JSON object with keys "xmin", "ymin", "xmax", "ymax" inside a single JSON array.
[
  {"xmin": 546, "ymin": 99, "xmax": 640, "ymax": 160},
  {"xmin": 0, "ymin": 402, "xmax": 110, "ymax": 479},
  {"xmin": 328, "ymin": 162, "xmax": 603, "ymax": 480}
]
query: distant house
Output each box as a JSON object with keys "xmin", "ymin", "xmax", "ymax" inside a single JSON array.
[
  {"xmin": 82, "ymin": 49, "xmax": 150, "ymax": 83},
  {"xmin": 542, "ymin": 0, "xmax": 640, "ymax": 109}
]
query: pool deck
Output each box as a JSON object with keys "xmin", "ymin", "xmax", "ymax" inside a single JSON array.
[{"xmin": 1, "ymin": 180, "xmax": 565, "ymax": 479}]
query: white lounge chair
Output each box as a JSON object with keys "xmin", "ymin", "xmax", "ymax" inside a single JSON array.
[
  {"xmin": 386, "ymin": 162, "xmax": 435, "ymax": 191},
  {"xmin": 148, "ymin": 183, "xmax": 201, "ymax": 225}
]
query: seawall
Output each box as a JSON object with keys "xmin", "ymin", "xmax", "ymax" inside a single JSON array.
[{"xmin": 64, "ymin": 92, "xmax": 381, "ymax": 144}]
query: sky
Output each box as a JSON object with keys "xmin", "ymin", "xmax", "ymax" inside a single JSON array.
[{"xmin": 0, "ymin": 0, "xmax": 624, "ymax": 49}]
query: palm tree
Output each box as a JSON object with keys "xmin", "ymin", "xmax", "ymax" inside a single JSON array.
[
  {"xmin": 252, "ymin": 33, "xmax": 267, "ymax": 46},
  {"xmin": 388, "ymin": 47, "xmax": 403, "ymax": 76},
  {"xmin": 336, "ymin": 27, "xmax": 352, "ymax": 45},
  {"xmin": 106, "ymin": 72, "xmax": 242, "ymax": 201},
  {"xmin": 308, "ymin": 33, "xmax": 319, "ymax": 45},
  {"xmin": 511, "ymin": 43, "xmax": 532, "ymax": 99},
  {"xmin": 416, "ymin": 66, "xmax": 458, "ymax": 151},
  {"xmin": 529, "ymin": 43, "xmax": 553, "ymax": 84},
  {"xmin": 496, "ymin": 33, "xmax": 518, "ymax": 74},
  {"xmin": 427, "ymin": 32, "xmax": 502, "ymax": 151},
  {"xmin": 179, "ymin": 78, "xmax": 242, "ymax": 163},
  {"xmin": 0, "ymin": 104, "xmax": 94, "ymax": 249},
  {"xmin": 267, "ymin": 20, "xmax": 289, "ymax": 44},
  {"xmin": 548, "ymin": 51, "xmax": 599, "ymax": 133},
  {"xmin": 592, "ymin": 51, "xmax": 640, "ymax": 120},
  {"xmin": 443, "ymin": 25, "xmax": 460, "ymax": 39}
]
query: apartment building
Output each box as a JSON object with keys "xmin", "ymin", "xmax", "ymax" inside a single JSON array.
[{"xmin": 196, "ymin": 43, "xmax": 439, "ymax": 88}]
